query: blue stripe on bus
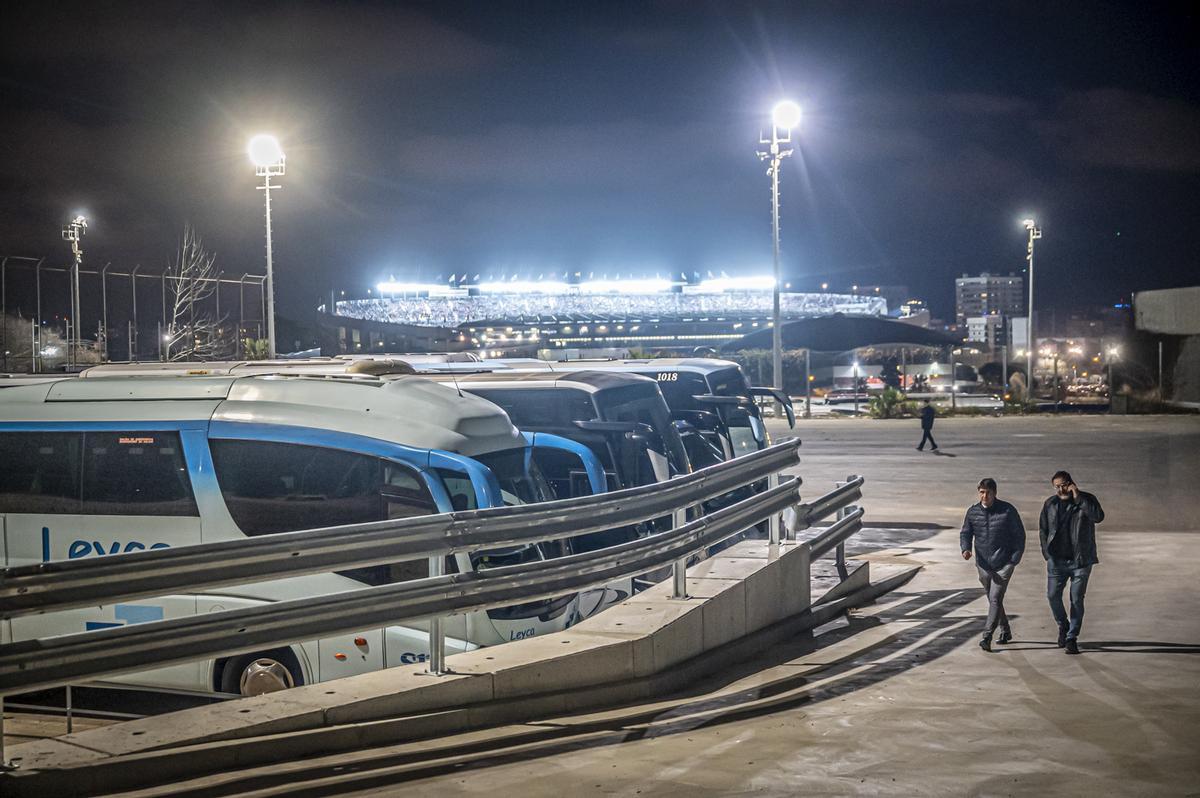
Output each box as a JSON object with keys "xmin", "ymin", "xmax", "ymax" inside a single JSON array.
[{"xmin": 523, "ymin": 431, "xmax": 608, "ymax": 496}]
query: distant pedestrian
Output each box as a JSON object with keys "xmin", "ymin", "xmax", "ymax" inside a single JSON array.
[
  {"xmin": 1040, "ymin": 471, "xmax": 1104, "ymax": 655},
  {"xmin": 916, "ymin": 399, "xmax": 938, "ymax": 451},
  {"xmin": 961, "ymin": 478, "xmax": 1026, "ymax": 651}
]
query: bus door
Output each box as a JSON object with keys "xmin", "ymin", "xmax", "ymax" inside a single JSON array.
[{"xmin": 0, "ymin": 427, "xmax": 206, "ymax": 689}]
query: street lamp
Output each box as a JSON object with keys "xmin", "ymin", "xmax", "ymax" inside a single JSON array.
[
  {"xmin": 852, "ymin": 360, "xmax": 860, "ymax": 416},
  {"xmin": 1106, "ymin": 346, "xmax": 1120, "ymax": 401},
  {"xmin": 1023, "ymin": 218, "xmax": 1042, "ymax": 401},
  {"xmin": 249, "ymin": 134, "xmax": 285, "ymax": 358},
  {"xmin": 61, "ymin": 215, "xmax": 87, "ymax": 368},
  {"xmin": 758, "ymin": 100, "xmax": 800, "ymax": 401}
]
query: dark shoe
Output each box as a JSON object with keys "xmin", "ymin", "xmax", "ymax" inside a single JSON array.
[
  {"xmin": 916, "ymin": 447, "xmax": 923, "ymax": 451},
  {"xmin": 998, "ymin": 628, "xmax": 1013, "ymax": 644},
  {"xmin": 1065, "ymin": 639, "xmax": 1080, "ymax": 655},
  {"xmin": 1057, "ymin": 626, "xmax": 1068, "ymax": 648},
  {"xmin": 980, "ymin": 637, "xmax": 992, "ymax": 652},
  {"xmin": 931, "ymin": 446, "xmax": 939, "ymax": 451}
]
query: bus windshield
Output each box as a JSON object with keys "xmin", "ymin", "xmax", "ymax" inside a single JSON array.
[
  {"xmin": 650, "ymin": 366, "xmax": 764, "ymax": 456},
  {"xmin": 596, "ymin": 383, "xmax": 690, "ymax": 480},
  {"xmin": 474, "ymin": 448, "xmax": 555, "ymax": 506}
]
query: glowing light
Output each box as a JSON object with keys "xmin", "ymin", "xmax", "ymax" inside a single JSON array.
[
  {"xmin": 376, "ymin": 281, "xmax": 458, "ymax": 295},
  {"xmin": 579, "ymin": 278, "xmax": 672, "ymax": 294},
  {"xmin": 772, "ymin": 100, "xmax": 802, "ymax": 130},
  {"xmin": 248, "ymin": 134, "xmax": 284, "ymax": 167},
  {"xmin": 478, "ymin": 280, "xmax": 570, "ymax": 294},
  {"xmin": 700, "ymin": 276, "xmax": 775, "ymax": 292}
]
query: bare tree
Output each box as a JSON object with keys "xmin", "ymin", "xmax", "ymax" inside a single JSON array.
[{"xmin": 164, "ymin": 226, "xmax": 232, "ymax": 361}]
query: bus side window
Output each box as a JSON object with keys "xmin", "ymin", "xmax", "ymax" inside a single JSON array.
[
  {"xmin": 0, "ymin": 431, "xmax": 82, "ymax": 514},
  {"xmin": 82, "ymin": 431, "xmax": 198, "ymax": 516},
  {"xmin": 211, "ymin": 440, "xmax": 434, "ymax": 536}
]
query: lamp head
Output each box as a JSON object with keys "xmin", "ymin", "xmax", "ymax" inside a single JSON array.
[
  {"xmin": 772, "ymin": 100, "xmax": 802, "ymax": 131},
  {"xmin": 248, "ymin": 135, "xmax": 285, "ymax": 167},
  {"xmin": 1022, "ymin": 218, "xmax": 1037, "ymax": 230}
]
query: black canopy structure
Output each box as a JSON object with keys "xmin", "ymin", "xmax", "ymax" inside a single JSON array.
[{"xmin": 723, "ymin": 313, "xmax": 957, "ymax": 353}]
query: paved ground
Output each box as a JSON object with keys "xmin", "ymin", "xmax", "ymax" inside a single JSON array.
[
  {"xmin": 22, "ymin": 415, "xmax": 1200, "ymax": 796},
  {"xmin": 328, "ymin": 415, "xmax": 1199, "ymax": 797}
]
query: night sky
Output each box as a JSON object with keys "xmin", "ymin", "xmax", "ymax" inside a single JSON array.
[{"xmin": 1, "ymin": 1, "xmax": 1197, "ymax": 322}]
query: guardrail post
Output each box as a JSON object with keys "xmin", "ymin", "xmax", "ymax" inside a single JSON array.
[
  {"xmin": 834, "ymin": 479, "xmax": 850, "ymax": 579},
  {"xmin": 768, "ymin": 472, "xmax": 782, "ymax": 545},
  {"xmin": 66, "ymin": 684, "xmax": 73, "ymax": 734},
  {"xmin": 1, "ymin": 695, "xmax": 11, "ymax": 771},
  {"xmin": 671, "ymin": 507, "xmax": 688, "ymax": 599},
  {"xmin": 427, "ymin": 555, "xmax": 448, "ymax": 675}
]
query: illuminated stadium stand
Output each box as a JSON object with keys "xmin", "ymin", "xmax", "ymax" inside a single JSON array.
[{"xmin": 323, "ymin": 281, "xmax": 887, "ymax": 355}]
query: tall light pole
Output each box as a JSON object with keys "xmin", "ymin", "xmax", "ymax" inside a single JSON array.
[
  {"xmin": 758, "ymin": 100, "xmax": 801, "ymax": 398},
  {"xmin": 249, "ymin": 135, "xmax": 285, "ymax": 358},
  {"xmin": 61, "ymin": 215, "xmax": 87, "ymax": 368},
  {"xmin": 1023, "ymin": 218, "xmax": 1042, "ymax": 401}
]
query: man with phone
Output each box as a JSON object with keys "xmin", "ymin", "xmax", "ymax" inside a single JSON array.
[
  {"xmin": 961, "ymin": 478, "xmax": 1026, "ymax": 652},
  {"xmin": 1039, "ymin": 470, "xmax": 1105, "ymax": 655}
]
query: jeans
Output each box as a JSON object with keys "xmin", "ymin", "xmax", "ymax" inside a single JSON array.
[
  {"xmin": 976, "ymin": 562, "xmax": 1015, "ymax": 638},
  {"xmin": 1047, "ymin": 563, "xmax": 1092, "ymax": 640},
  {"xmin": 917, "ymin": 428, "xmax": 937, "ymax": 450}
]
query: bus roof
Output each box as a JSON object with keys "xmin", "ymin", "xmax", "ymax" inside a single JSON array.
[
  {"xmin": 541, "ymin": 357, "xmax": 743, "ymax": 375},
  {"xmin": 420, "ymin": 369, "xmax": 658, "ymax": 394},
  {"xmin": 0, "ymin": 374, "xmax": 523, "ymax": 457}
]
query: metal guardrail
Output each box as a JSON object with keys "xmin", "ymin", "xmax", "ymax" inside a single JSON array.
[
  {"xmin": 0, "ymin": 434, "xmax": 864, "ymax": 769},
  {"xmin": 0, "ymin": 440, "xmax": 803, "ymax": 619},
  {"xmin": 0, "ymin": 479, "xmax": 803, "ymax": 695}
]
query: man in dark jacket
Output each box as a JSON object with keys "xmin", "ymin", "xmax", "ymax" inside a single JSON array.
[
  {"xmin": 961, "ymin": 477, "xmax": 1026, "ymax": 651},
  {"xmin": 1040, "ymin": 470, "xmax": 1104, "ymax": 655},
  {"xmin": 916, "ymin": 400, "xmax": 938, "ymax": 451}
]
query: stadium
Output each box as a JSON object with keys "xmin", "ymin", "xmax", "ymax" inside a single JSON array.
[{"xmin": 321, "ymin": 277, "xmax": 889, "ymax": 357}]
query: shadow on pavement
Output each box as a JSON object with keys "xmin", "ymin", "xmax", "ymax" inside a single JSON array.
[
  {"xmin": 1082, "ymin": 641, "xmax": 1200, "ymax": 655},
  {"xmin": 146, "ymin": 588, "xmax": 983, "ymax": 798}
]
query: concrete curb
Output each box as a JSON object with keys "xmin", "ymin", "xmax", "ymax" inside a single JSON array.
[{"xmin": 1, "ymin": 544, "xmax": 918, "ymax": 797}]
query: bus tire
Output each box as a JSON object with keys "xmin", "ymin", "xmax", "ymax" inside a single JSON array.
[{"xmin": 217, "ymin": 648, "xmax": 304, "ymax": 696}]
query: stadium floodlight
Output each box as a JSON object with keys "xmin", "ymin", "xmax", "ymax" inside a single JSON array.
[
  {"xmin": 375, "ymin": 281, "xmax": 459, "ymax": 296},
  {"xmin": 700, "ymin": 275, "xmax": 775, "ymax": 292},
  {"xmin": 772, "ymin": 100, "xmax": 802, "ymax": 131},
  {"xmin": 1022, "ymin": 217, "xmax": 1043, "ymax": 400},
  {"xmin": 249, "ymin": 134, "xmax": 286, "ymax": 358},
  {"xmin": 758, "ymin": 100, "xmax": 799, "ymax": 398},
  {"xmin": 579, "ymin": 278, "xmax": 672, "ymax": 294},
  {"xmin": 479, "ymin": 280, "xmax": 570, "ymax": 294}
]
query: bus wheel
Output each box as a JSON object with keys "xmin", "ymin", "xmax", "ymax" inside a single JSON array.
[{"xmin": 219, "ymin": 649, "xmax": 303, "ymax": 696}]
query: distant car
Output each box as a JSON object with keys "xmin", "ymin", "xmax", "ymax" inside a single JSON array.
[{"xmin": 823, "ymin": 389, "xmax": 870, "ymax": 405}]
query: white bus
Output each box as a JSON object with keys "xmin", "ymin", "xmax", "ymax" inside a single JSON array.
[{"xmin": 0, "ymin": 374, "xmax": 606, "ymax": 695}]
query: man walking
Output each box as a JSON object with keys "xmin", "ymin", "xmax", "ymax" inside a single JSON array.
[
  {"xmin": 916, "ymin": 399, "xmax": 938, "ymax": 451},
  {"xmin": 1040, "ymin": 471, "xmax": 1104, "ymax": 655},
  {"xmin": 961, "ymin": 478, "xmax": 1026, "ymax": 651}
]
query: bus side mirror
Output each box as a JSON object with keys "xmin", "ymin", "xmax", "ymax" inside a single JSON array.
[{"xmin": 749, "ymin": 387, "xmax": 796, "ymax": 427}]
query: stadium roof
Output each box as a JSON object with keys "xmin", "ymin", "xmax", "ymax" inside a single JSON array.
[{"xmin": 724, "ymin": 313, "xmax": 957, "ymax": 353}]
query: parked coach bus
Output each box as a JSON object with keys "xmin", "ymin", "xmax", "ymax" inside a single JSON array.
[
  {"xmin": 400, "ymin": 357, "xmax": 793, "ymax": 462},
  {"xmin": 0, "ymin": 374, "xmax": 605, "ymax": 696}
]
